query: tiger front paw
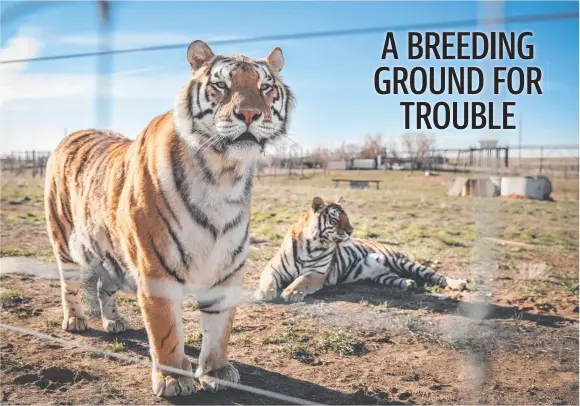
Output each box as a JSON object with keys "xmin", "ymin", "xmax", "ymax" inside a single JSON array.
[
  {"xmin": 103, "ymin": 317, "xmax": 131, "ymax": 334},
  {"xmin": 151, "ymin": 358, "xmax": 196, "ymax": 397},
  {"xmin": 62, "ymin": 316, "xmax": 89, "ymax": 332},
  {"xmin": 195, "ymin": 363, "xmax": 239, "ymax": 392},
  {"xmin": 253, "ymin": 288, "xmax": 277, "ymax": 302},
  {"xmin": 401, "ymin": 279, "xmax": 417, "ymax": 291},
  {"xmin": 446, "ymin": 278, "xmax": 468, "ymax": 291},
  {"xmin": 281, "ymin": 287, "xmax": 306, "ymax": 303}
]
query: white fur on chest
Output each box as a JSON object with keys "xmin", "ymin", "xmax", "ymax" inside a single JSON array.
[{"xmin": 157, "ymin": 154, "xmax": 252, "ymax": 285}]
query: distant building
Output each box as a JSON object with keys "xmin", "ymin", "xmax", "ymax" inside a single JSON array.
[{"xmin": 478, "ymin": 139, "xmax": 499, "ymax": 148}]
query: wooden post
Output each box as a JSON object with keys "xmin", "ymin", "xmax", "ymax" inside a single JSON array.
[{"xmin": 504, "ymin": 148, "xmax": 509, "ymax": 168}]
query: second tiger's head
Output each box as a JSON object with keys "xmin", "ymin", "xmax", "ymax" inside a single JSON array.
[
  {"xmin": 175, "ymin": 40, "xmax": 295, "ymax": 162},
  {"xmin": 307, "ymin": 196, "xmax": 354, "ymax": 244}
]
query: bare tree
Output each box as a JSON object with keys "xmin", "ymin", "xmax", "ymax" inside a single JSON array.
[
  {"xmin": 361, "ymin": 133, "xmax": 384, "ymax": 158},
  {"xmin": 344, "ymin": 143, "xmax": 361, "ymax": 159},
  {"xmin": 385, "ymin": 137, "xmax": 399, "ymax": 159},
  {"xmin": 400, "ymin": 132, "xmax": 436, "ymax": 170}
]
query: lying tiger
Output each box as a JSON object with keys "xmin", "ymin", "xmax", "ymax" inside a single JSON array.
[{"xmin": 254, "ymin": 197, "xmax": 467, "ymax": 302}]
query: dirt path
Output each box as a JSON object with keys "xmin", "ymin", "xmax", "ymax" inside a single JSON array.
[{"xmin": 0, "ymin": 257, "xmax": 578, "ymax": 405}]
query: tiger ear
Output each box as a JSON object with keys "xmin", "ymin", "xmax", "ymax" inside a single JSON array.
[
  {"xmin": 312, "ymin": 197, "xmax": 325, "ymax": 212},
  {"xmin": 187, "ymin": 40, "xmax": 215, "ymax": 71},
  {"xmin": 336, "ymin": 196, "xmax": 344, "ymax": 204},
  {"xmin": 266, "ymin": 47, "xmax": 284, "ymax": 73}
]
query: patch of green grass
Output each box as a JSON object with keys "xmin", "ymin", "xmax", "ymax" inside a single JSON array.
[
  {"xmin": 512, "ymin": 309, "xmax": 525, "ymax": 320},
  {"xmin": 279, "ymin": 343, "xmax": 315, "ymax": 364},
  {"xmin": 44, "ymin": 318, "xmax": 60, "ymax": 327},
  {"xmin": 249, "ymin": 250, "xmax": 272, "ymax": 262},
  {"xmin": 0, "ymin": 248, "xmax": 37, "ymax": 257},
  {"xmin": 100, "ymin": 381, "xmax": 125, "ymax": 398},
  {"xmin": 232, "ymin": 335, "xmax": 256, "ymax": 347},
  {"xmin": 81, "ymin": 294, "xmax": 92, "ymax": 306},
  {"xmin": 49, "ymin": 281, "xmax": 61, "ymax": 288},
  {"xmin": 263, "ymin": 325, "xmax": 301, "ymax": 345},
  {"xmin": 108, "ymin": 339, "xmax": 126, "ymax": 353},
  {"xmin": 15, "ymin": 211, "xmax": 44, "ymax": 224},
  {"xmin": 562, "ymin": 278, "xmax": 579, "ymax": 295},
  {"xmin": 0, "ymin": 274, "xmax": 11, "ymax": 281},
  {"xmin": 466, "ymin": 280, "xmax": 478, "ymax": 291},
  {"xmin": 436, "ymin": 232, "xmax": 467, "ymax": 248},
  {"xmin": 0, "ymin": 179, "xmax": 44, "ymax": 204},
  {"xmin": 359, "ymin": 299, "xmax": 370, "ymax": 307},
  {"xmin": 184, "ymin": 331, "xmax": 203, "ymax": 347},
  {"xmin": 316, "ymin": 329, "xmax": 365, "ymax": 356},
  {"xmin": 1, "ymin": 290, "xmax": 31, "ymax": 305},
  {"xmin": 116, "ymin": 295, "xmax": 137, "ymax": 305},
  {"xmin": 375, "ymin": 301, "xmax": 390, "ymax": 312},
  {"xmin": 231, "ymin": 325, "xmax": 245, "ymax": 333},
  {"xmin": 425, "ymin": 285, "xmax": 443, "ymax": 293},
  {"xmin": 520, "ymin": 285, "xmax": 544, "ymax": 295},
  {"xmin": 404, "ymin": 226, "xmax": 432, "ymax": 239}
]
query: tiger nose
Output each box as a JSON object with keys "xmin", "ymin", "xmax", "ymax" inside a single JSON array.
[{"xmin": 234, "ymin": 109, "xmax": 262, "ymax": 125}]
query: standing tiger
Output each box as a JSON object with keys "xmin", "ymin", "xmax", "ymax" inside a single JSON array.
[
  {"xmin": 253, "ymin": 197, "xmax": 467, "ymax": 303},
  {"xmin": 44, "ymin": 40, "xmax": 294, "ymax": 397}
]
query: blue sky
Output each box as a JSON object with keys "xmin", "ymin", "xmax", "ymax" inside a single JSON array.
[{"xmin": 0, "ymin": 0, "xmax": 578, "ymax": 154}]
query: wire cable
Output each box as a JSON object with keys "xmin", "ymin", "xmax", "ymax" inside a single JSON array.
[
  {"xmin": 0, "ymin": 322, "xmax": 319, "ymax": 405},
  {"xmin": 0, "ymin": 11, "xmax": 577, "ymax": 65}
]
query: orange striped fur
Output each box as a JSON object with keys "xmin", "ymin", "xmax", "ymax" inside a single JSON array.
[{"xmin": 44, "ymin": 40, "xmax": 294, "ymax": 397}]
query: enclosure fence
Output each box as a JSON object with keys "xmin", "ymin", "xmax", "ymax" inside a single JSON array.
[
  {"xmin": 3, "ymin": 143, "xmax": 578, "ymax": 179},
  {"xmin": 1, "ymin": 2, "xmax": 579, "ymax": 404}
]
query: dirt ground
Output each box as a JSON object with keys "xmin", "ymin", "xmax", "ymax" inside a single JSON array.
[{"xmin": 1, "ymin": 171, "xmax": 578, "ymax": 405}]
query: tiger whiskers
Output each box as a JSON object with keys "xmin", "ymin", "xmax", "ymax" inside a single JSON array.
[{"xmin": 195, "ymin": 133, "xmax": 222, "ymax": 155}]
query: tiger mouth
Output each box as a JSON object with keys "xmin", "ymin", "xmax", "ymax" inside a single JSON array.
[{"xmin": 235, "ymin": 132, "xmax": 259, "ymax": 144}]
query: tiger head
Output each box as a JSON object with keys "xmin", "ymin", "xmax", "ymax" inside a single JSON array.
[
  {"xmin": 294, "ymin": 196, "xmax": 354, "ymax": 245},
  {"xmin": 174, "ymin": 40, "xmax": 295, "ymax": 164}
]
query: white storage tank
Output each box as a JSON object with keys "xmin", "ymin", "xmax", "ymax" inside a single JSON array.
[
  {"xmin": 500, "ymin": 176, "xmax": 553, "ymax": 200},
  {"xmin": 327, "ymin": 160, "xmax": 348, "ymax": 170},
  {"xmin": 352, "ymin": 158, "xmax": 376, "ymax": 170}
]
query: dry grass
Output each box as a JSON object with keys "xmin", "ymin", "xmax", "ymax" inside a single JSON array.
[
  {"xmin": 251, "ymin": 171, "xmax": 578, "ymax": 269},
  {"xmin": 0, "ymin": 171, "xmax": 578, "ymax": 405}
]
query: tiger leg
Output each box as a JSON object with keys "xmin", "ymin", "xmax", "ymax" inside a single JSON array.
[
  {"xmin": 281, "ymin": 271, "xmax": 326, "ymax": 303},
  {"xmin": 373, "ymin": 253, "xmax": 466, "ymax": 291},
  {"xmin": 195, "ymin": 307, "xmax": 239, "ymax": 392},
  {"xmin": 58, "ymin": 261, "xmax": 89, "ymax": 332},
  {"xmin": 253, "ymin": 265, "xmax": 281, "ymax": 301},
  {"xmin": 138, "ymin": 288, "xmax": 195, "ymax": 397},
  {"xmin": 357, "ymin": 255, "xmax": 418, "ymax": 291},
  {"xmin": 392, "ymin": 256, "xmax": 467, "ymax": 290},
  {"xmin": 82, "ymin": 268, "xmax": 101, "ymax": 318},
  {"xmin": 97, "ymin": 276, "xmax": 131, "ymax": 334}
]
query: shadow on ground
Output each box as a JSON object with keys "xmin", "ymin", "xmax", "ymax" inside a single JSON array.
[
  {"xmin": 282, "ymin": 283, "xmax": 579, "ymax": 328},
  {"xmin": 77, "ymin": 327, "xmax": 407, "ymax": 405}
]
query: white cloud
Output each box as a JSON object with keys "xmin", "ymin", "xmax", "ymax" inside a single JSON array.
[
  {"xmin": 0, "ymin": 28, "xmax": 192, "ymax": 106},
  {"xmin": 0, "ymin": 29, "xmax": 297, "ymax": 152},
  {"xmin": 0, "ymin": 26, "xmax": 43, "ymax": 106}
]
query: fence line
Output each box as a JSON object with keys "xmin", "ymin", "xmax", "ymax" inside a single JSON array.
[
  {"xmin": 0, "ymin": 151, "xmax": 51, "ymax": 178},
  {"xmin": 2, "ymin": 144, "xmax": 578, "ymax": 180}
]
